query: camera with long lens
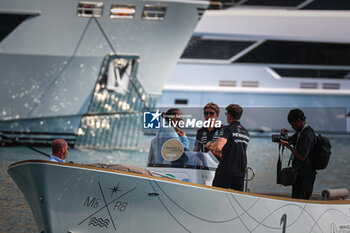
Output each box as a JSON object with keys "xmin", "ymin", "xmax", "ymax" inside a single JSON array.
[{"xmin": 271, "ymin": 132, "xmax": 289, "ymax": 143}]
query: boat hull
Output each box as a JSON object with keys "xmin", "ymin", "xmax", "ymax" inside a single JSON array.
[{"xmin": 8, "ymin": 160, "xmax": 350, "ymax": 233}]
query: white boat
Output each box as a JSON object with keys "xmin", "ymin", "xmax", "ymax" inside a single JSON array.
[
  {"xmin": 5, "ymin": 2, "xmax": 350, "ymax": 231},
  {"xmin": 8, "ymin": 137, "xmax": 350, "ymax": 233},
  {"xmin": 158, "ymin": 3, "xmax": 350, "ymax": 133},
  {"xmin": 0, "ymin": 0, "xmax": 208, "ymax": 147}
]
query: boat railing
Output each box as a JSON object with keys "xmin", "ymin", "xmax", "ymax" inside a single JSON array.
[{"xmin": 244, "ymin": 166, "xmax": 255, "ymax": 192}]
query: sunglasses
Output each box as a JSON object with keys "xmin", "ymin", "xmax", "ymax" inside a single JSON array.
[{"xmin": 204, "ymin": 111, "xmax": 216, "ymax": 116}]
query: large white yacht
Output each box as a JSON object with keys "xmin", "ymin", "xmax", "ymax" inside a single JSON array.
[
  {"xmin": 159, "ymin": 0, "xmax": 350, "ymax": 133},
  {"xmin": 0, "ymin": 0, "xmax": 209, "ymax": 147}
]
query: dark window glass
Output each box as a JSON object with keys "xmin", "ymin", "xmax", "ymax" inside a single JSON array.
[
  {"xmin": 0, "ymin": 14, "xmax": 29, "ymax": 42},
  {"xmin": 209, "ymin": 0, "xmax": 238, "ymax": 9},
  {"xmin": 273, "ymin": 68, "xmax": 350, "ymax": 79},
  {"xmin": 302, "ymin": 0, "xmax": 350, "ymax": 10},
  {"xmin": 181, "ymin": 36, "xmax": 255, "ymax": 60},
  {"xmin": 216, "ymin": 0, "xmax": 350, "ymax": 10},
  {"xmin": 174, "ymin": 99, "xmax": 188, "ymax": 105},
  {"xmin": 236, "ymin": 40, "xmax": 350, "ymax": 66},
  {"xmin": 243, "ymin": 0, "xmax": 303, "ymax": 7}
]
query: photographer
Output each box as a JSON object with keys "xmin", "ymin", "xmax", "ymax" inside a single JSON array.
[{"xmin": 278, "ymin": 109, "xmax": 317, "ymax": 200}]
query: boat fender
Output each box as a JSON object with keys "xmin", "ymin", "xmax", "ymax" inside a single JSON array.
[{"xmin": 322, "ymin": 188, "xmax": 349, "ymax": 200}]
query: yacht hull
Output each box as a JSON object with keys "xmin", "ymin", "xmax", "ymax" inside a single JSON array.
[
  {"xmin": 0, "ymin": 0, "xmax": 208, "ymax": 146},
  {"xmin": 8, "ymin": 160, "xmax": 350, "ymax": 233},
  {"xmin": 159, "ymin": 8, "xmax": 350, "ymax": 133}
]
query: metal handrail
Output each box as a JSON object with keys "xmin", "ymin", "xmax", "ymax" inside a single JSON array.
[{"xmin": 244, "ymin": 166, "xmax": 255, "ymax": 192}]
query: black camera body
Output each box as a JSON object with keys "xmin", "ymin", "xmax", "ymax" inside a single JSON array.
[{"xmin": 272, "ymin": 132, "xmax": 289, "ymax": 142}]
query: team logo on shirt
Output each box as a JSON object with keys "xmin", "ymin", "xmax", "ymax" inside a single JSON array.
[{"xmin": 143, "ymin": 110, "xmax": 161, "ymax": 129}]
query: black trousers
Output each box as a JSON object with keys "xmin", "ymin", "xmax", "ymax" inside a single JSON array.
[
  {"xmin": 292, "ymin": 172, "xmax": 316, "ymax": 199},
  {"xmin": 212, "ymin": 173, "xmax": 244, "ymax": 191}
]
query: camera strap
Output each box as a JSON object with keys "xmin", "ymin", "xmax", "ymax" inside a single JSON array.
[
  {"xmin": 278, "ymin": 144, "xmax": 285, "ymax": 158},
  {"xmin": 277, "ymin": 144, "xmax": 285, "ymax": 184},
  {"xmin": 279, "ymin": 144, "xmax": 294, "ymax": 167},
  {"xmin": 288, "ymin": 154, "xmax": 293, "ymax": 167},
  {"xmin": 278, "ymin": 144, "xmax": 285, "ymax": 164}
]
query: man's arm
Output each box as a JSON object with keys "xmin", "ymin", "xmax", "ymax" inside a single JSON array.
[
  {"xmin": 205, "ymin": 137, "xmax": 227, "ymax": 159},
  {"xmin": 279, "ymin": 140, "xmax": 306, "ymax": 161},
  {"xmin": 211, "ymin": 150, "xmax": 222, "ymax": 160}
]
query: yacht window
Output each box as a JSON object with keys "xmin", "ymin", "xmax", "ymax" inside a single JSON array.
[
  {"xmin": 323, "ymin": 83, "xmax": 340, "ymax": 90},
  {"xmin": 197, "ymin": 8, "xmax": 206, "ymax": 20},
  {"xmin": 142, "ymin": 5, "xmax": 166, "ymax": 21},
  {"xmin": 181, "ymin": 36, "xmax": 255, "ymax": 60},
  {"xmin": 302, "ymin": 0, "xmax": 350, "ymax": 10},
  {"xmin": 300, "ymin": 82, "xmax": 318, "ymax": 89},
  {"xmin": 220, "ymin": 0, "xmax": 350, "ymax": 10},
  {"xmin": 236, "ymin": 40, "xmax": 350, "ymax": 66},
  {"xmin": 272, "ymin": 68, "xmax": 350, "ymax": 79},
  {"xmin": 77, "ymin": 1, "xmax": 103, "ymax": 18},
  {"xmin": 242, "ymin": 0, "xmax": 304, "ymax": 7},
  {"xmin": 174, "ymin": 99, "xmax": 188, "ymax": 105},
  {"xmin": 0, "ymin": 14, "xmax": 29, "ymax": 42},
  {"xmin": 219, "ymin": 80, "xmax": 237, "ymax": 87},
  {"xmin": 242, "ymin": 81, "xmax": 259, "ymax": 88},
  {"xmin": 110, "ymin": 5, "xmax": 136, "ymax": 19}
]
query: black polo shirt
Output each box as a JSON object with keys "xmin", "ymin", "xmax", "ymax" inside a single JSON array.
[
  {"xmin": 289, "ymin": 125, "xmax": 316, "ymax": 172},
  {"xmin": 196, "ymin": 125, "xmax": 223, "ymax": 152},
  {"xmin": 216, "ymin": 121, "xmax": 249, "ymax": 177}
]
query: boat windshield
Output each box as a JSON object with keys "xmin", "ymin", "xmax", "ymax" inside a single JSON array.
[{"xmin": 147, "ymin": 136, "xmax": 219, "ymax": 170}]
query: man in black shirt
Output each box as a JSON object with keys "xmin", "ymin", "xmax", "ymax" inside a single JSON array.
[
  {"xmin": 206, "ymin": 104, "xmax": 249, "ymax": 191},
  {"xmin": 279, "ymin": 109, "xmax": 317, "ymax": 199}
]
